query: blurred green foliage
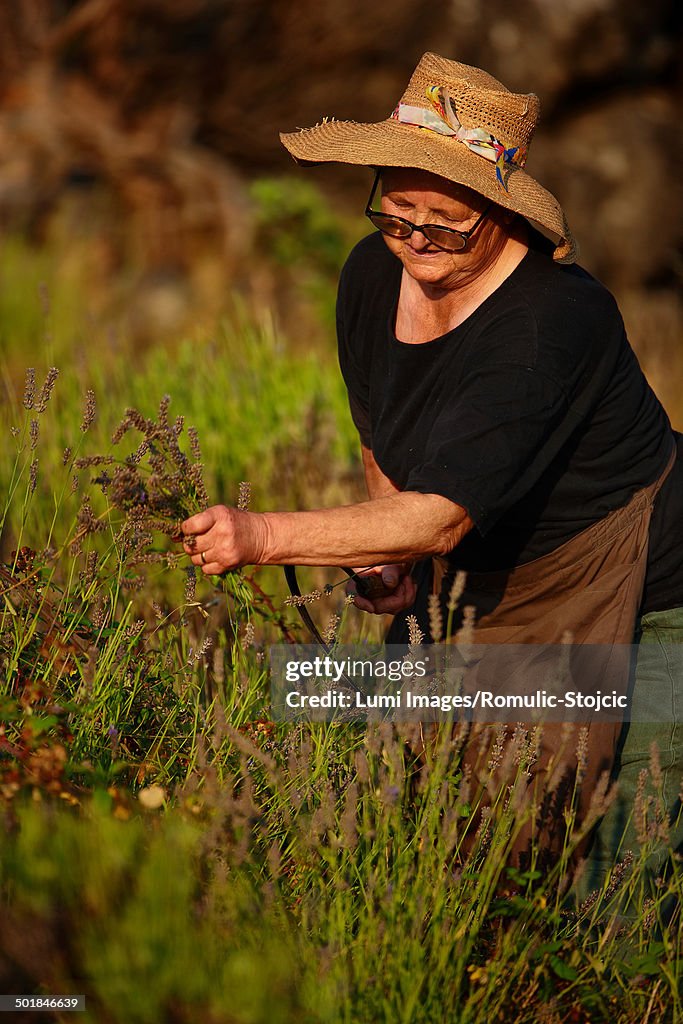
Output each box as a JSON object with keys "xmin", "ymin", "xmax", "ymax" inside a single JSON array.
[
  {"xmin": 1, "ymin": 802, "xmax": 321, "ymax": 1024},
  {"xmin": 250, "ymin": 176, "xmax": 367, "ymax": 331},
  {"xmin": 250, "ymin": 177, "xmax": 354, "ymax": 274}
]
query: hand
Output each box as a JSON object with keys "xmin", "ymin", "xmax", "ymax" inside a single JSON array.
[
  {"xmin": 181, "ymin": 505, "xmax": 265, "ymax": 575},
  {"xmin": 347, "ymin": 563, "xmax": 416, "ymax": 615}
]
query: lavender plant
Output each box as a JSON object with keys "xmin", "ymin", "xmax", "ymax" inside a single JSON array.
[{"xmin": 79, "ymin": 395, "xmax": 255, "ymax": 617}]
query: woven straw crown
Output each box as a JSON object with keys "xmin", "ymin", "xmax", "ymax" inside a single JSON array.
[
  {"xmin": 400, "ymin": 53, "xmax": 539, "ymax": 150},
  {"xmin": 281, "ymin": 52, "xmax": 576, "ymax": 262}
]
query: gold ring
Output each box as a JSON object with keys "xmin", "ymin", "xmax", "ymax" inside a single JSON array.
[{"xmin": 200, "ymin": 551, "xmax": 207, "ymax": 565}]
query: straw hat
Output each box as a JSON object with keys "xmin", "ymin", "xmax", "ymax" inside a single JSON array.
[{"xmin": 280, "ymin": 52, "xmax": 576, "ymax": 263}]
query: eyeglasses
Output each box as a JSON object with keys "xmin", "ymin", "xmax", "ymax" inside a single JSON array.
[{"xmin": 365, "ymin": 171, "xmax": 491, "ymax": 252}]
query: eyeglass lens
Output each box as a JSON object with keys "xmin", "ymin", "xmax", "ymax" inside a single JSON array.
[{"xmin": 367, "ymin": 213, "xmax": 468, "ymax": 252}]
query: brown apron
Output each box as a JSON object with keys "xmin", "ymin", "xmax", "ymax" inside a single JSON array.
[
  {"xmin": 432, "ymin": 442, "xmax": 676, "ymax": 870},
  {"xmin": 434, "ymin": 443, "xmax": 676, "ymax": 645}
]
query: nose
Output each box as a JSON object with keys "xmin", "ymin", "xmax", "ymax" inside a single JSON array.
[{"xmin": 407, "ymin": 225, "xmax": 432, "ymax": 250}]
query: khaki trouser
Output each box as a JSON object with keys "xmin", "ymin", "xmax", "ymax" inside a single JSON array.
[{"xmin": 572, "ymin": 605, "xmax": 683, "ymax": 912}]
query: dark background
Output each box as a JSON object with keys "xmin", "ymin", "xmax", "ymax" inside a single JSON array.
[{"xmin": 0, "ymin": 0, "xmax": 681, "ymax": 411}]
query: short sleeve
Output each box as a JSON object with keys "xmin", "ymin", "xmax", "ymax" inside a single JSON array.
[
  {"xmin": 404, "ymin": 362, "xmax": 570, "ymax": 535},
  {"xmin": 336, "ymin": 266, "xmax": 372, "ymax": 447}
]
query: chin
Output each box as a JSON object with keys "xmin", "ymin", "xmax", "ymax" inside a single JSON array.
[{"xmin": 402, "ymin": 254, "xmax": 455, "ymax": 283}]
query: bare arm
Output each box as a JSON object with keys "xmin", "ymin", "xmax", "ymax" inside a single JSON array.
[
  {"xmin": 181, "ymin": 490, "xmax": 472, "ymax": 575},
  {"xmin": 354, "ymin": 444, "xmax": 416, "ymax": 611},
  {"xmin": 361, "ymin": 444, "xmax": 400, "ymax": 499}
]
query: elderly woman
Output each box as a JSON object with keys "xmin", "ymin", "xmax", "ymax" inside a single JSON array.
[{"xmin": 182, "ymin": 54, "xmax": 683, "ymax": 891}]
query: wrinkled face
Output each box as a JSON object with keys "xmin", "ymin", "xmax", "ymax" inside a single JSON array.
[{"xmin": 378, "ymin": 167, "xmax": 508, "ymax": 290}]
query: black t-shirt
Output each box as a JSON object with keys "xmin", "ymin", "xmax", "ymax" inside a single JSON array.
[{"xmin": 337, "ymin": 232, "xmax": 683, "ymax": 615}]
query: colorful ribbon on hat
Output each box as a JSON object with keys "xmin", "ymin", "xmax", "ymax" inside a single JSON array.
[{"xmin": 392, "ymin": 85, "xmax": 527, "ymax": 191}]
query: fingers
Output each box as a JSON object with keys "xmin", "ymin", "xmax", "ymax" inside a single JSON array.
[
  {"xmin": 183, "ymin": 539, "xmax": 210, "ymax": 563},
  {"xmin": 181, "ymin": 509, "xmax": 217, "ymax": 537},
  {"xmin": 184, "ymin": 543, "xmax": 215, "ymax": 572},
  {"xmin": 181, "ymin": 504, "xmax": 222, "ymax": 570},
  {"xmin": 181, "ymin": 506, "xmax": 220, "ymax": 560},
  {"xmin": 349, "ymin": 563, "xmax": 411, "ymax": 603},
  {"xmin": 197, "ymin": 559, "xmax": 224, "ymax": 576},
  {"xmin": 186, "ymin": 548, "xmax": 230, "ymax": 576},
  {"xmin": 380, "ymin": 565, "xmax": 401, "ymax": 588},
  {"xmin": 180, "ymin": 504, "xmax": 260, "ymax": 574},
  {"xmin": 352, "ymin": 574, "xmax": 417, "ymax": 615}
]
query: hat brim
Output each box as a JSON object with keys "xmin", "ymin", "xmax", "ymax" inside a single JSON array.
[{"xmin": 281, "ymin": 118, "xmax": 576, "ymax": 263}]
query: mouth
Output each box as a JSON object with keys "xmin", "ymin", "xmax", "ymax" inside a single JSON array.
[{"xmin": 404, "ymin": 246, "xmax": 445, "ymax": 259}]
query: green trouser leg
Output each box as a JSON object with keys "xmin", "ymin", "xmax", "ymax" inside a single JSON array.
[{"xmin": 572, "ymin": 606, "xmax": 683, "ymax": 910}]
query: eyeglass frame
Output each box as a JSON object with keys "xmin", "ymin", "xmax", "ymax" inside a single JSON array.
[{"xmin": 364, "ymin": 170, "xmax": 492, "ymax": 252}]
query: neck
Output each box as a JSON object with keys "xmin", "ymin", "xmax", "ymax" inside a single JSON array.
[{"xmin": 396, "ymin": 231, "xmax": 529, "ymax": 343}]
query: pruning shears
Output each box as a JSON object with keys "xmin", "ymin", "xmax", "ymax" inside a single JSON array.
[{"xmin": 283, "ymin": 565, "xmax": 397, "ymax": 650}]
